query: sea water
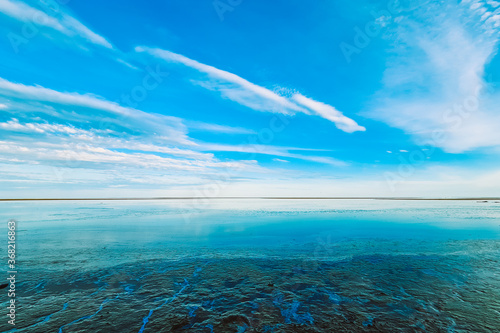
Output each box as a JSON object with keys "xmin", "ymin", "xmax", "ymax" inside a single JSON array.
[{"xmin": 0, "ymin": 199, "xmax": 499, "ymax": 332}]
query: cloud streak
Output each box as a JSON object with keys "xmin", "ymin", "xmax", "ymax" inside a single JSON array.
[
  {"xmin": 0, "ymin": 76, "xmax": 192, "ymax": 145},
  {"xmin": 0, "ymin": 75, "xmax": 349, "ymax": 189},
  {"xmin": 0, "ymin": 0, "xmax": 112, "ymax": 48},
  {"xmin": 135, "ymin": 46, "xmax": 365, "ymax": 133},
  {"xmin": 186, "ymin": 121, "xmax": 257, "ymax": 135},
  {"xmin": 0, "ymin": 140, "xmax": 259, "ymax": 172},
  {"xmin": 292, "ymin": 93, "xmax": 366, "ymax": 133},
  {"xmin": 200, "ymin": 143, "xmax": 348, "ymax": 166},
  {"xmin": 366, "ymin": 0, "xmax": 500, "ymax": 153}
]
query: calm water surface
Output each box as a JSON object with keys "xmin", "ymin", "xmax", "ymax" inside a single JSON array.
[{"xmin": 1, "ymin": 199, "xmax": 499, "ymax": 332}]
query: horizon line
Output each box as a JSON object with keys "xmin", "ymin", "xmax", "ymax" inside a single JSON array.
[{"xmin": 1, "ymin": 196, "xmax": 500, "ymax": 202}]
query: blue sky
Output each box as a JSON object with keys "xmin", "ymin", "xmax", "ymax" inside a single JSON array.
[{"xmin": 0, "ymin": 0, "xmax": 499, "ymax": 198}]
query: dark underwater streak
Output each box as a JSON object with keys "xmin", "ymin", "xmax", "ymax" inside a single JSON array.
[
  {"xmin": 58, "ymin": 295, "xmax": 120, "ymax": 332},
  {"xmin": 5, "ymin": 303, "xmax": 68, "ymax": 333},
  {"xmin": 138, "ymin": 278, "xmax": 190, "ymax": 333},
  {"xmin": 138, "ymin": 261, "xmax": 212, "ymax": 332}
]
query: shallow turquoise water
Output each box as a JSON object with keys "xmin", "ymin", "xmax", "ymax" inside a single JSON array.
[{"xmin": 1, "ymin": 199, "xmax": 499, "ymax": 332}]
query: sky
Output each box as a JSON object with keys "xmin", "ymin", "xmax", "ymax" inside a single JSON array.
[{"xmin": 0, "ymin": 0, "xmax": 500, "ymax": 198}]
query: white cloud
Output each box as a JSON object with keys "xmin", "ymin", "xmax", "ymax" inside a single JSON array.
[
  {"xmin": 0, "ymin": 140, "xmax": 258, "ymax": 172},
  {"xmin": 0, "ymin": 77, "xmax": 127, "ymax": 115},
  {"xmin": 0, "ymin": 76, "xmax": 192, "ymax": 145},
  {"xmin": 0, "ymin": 118, "xmax": 216, "ymax": 160},
  {"xmin": 0, "ymin": 0, "xmax": 67, "ymax": 32},
  {"xmin": 0, "ymin": 1, "xmax": 143, "ymax": 70},
  {"xmin": 116, "ymin": 58, "xmax": 139, "ymax": 70},
  {"xmin": 292, "ymin": 93, "xmax": 366, "ymax": 133},
  {"xmin": 0, "ymin": 76, "xmax": 351, "ymax": 169},
  {"xmin": 0, "ymin": 80, "xmax": 353, "ymax": 199},
  {"xmin": 201, "ymin": 143, "xmax": 348, "ymax": 166},
  {"xmin": 59, "ymin": 13, "xmax": 112, "ymax": 48},
  {"xmin": 0, "ymin": 118, "xmax": 93, "ymax": 134},
  {"xmin": 366, "ymin": 0, "xmax": 500, "ymax": 153},
  {"xmin": 28, "ymin": 122, "xmax": 346, "ymax": 166},
  {"xmin": 186, "ymin": 121, "xmax": 256, "ymax": 135},
  {"xmin": 0, "ymin": 0, "xmax": 112, "ymax": 48},
  {"xmin": 135, "ymin": 46, "xmax": 365, "ymax": 133},
  {"xmin": 135, "ymin": 46, "xmax": 303, "ymax": 114}
]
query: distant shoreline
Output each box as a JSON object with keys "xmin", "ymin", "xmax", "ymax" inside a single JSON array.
[{"xmin": 1, "ymin": 197, "xmax": 500, "ymax": 202}]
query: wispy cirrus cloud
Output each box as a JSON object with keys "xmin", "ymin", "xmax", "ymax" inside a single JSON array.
[
  {"xmin": 0, "ymin": 118, "xmax": 212, "ymax": 160},
  {"xmin": 186, "ymin": 120, "xmax": 257, "ymax": 135},
  {"xmin": 292, "ymin": 93, "xmax": 366, "ymax": 133},
  {"xmin": 0, "ymin": 118, "xmax": 109, "ymax": 135},
  {"xmin": 0, "ymin": 77, "xmax": 127, "ymax": 114},
  {"xmin": 0, "ymin": 140, "xmax": 258, "ymax": 172},
  {"xmin": 0, "ymin": 76, "xmax": 192, "ymax": 145},
  {"xmin": 0, "ymin": 0, "xmax": 112, "ymax": 48},
  {"xmin": 135, "ymin": 46, "xmax": 366, "ymax": 133},
  {"xmin": 366, "ymin": 0, "xmax": 500, "ymax": 153},
  {"xmin": 0, "ymin": 116, "xmax": 348, "ymax": 167},
  {"xmin": 0, "ymin": 0, "xmax": 141, "ymax": 70},
  {"xmin": 200, "ymin": 143, "xmax": 348, "ymax": 166},
  {"xmin": 0, "ymin": 76, "xmax": 349, "ymax": 182},
  {"xmin": 135, "ymin": 46, "xmax": 304, "ymax": 115}
]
